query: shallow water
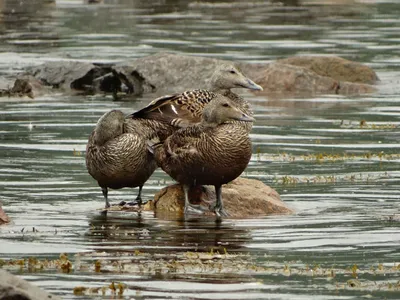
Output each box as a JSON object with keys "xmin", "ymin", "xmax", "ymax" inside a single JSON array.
[{"xmin": 0, "ymin": 0, "xmax": 400, "ymax": 299}]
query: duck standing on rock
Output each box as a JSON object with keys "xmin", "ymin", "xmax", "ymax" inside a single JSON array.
[
  {"xmin": 150, "ymin": 95, "xmax": 255, "ymax": 217},
  {"xmin": 128, "ymin": 63, "xmax": 262, "ymax": 137},
  {"xmin": 86, "ymin": 110, "xmax": 157, "ymax": 209}
]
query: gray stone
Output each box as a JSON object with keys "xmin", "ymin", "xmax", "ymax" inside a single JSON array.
[{"xmin": 0, "ymin": 269, "xmax": 61, "ymax": 300}]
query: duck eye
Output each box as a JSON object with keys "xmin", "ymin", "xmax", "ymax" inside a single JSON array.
[{"xmin": 222, "ymin": 103, "xmax": 230, "ymax": 107}]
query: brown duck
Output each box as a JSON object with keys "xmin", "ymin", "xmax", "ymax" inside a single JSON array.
[
  {"xmin": 129, "ymin": 63, "xmax": 262, "ymax": 135},
  {"xmin": 151, "ymin": 95, "xmax": 255, "ymax": 217},
  {"xmin": 86, "ymin": 110, "xmax": 157, "ymax": 209}
]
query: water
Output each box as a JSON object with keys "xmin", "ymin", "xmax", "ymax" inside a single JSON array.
[{"xmin": 0, "ymin": 0, "xmax": 400, "ymax": 299}]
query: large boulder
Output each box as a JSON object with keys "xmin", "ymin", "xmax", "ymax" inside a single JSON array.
[
  {"xmin": 147, "ymin": 177, "xmax": 293, "ymax": 218},
  {"xmin": 0, "ymin": 269, "xmax": 62, "ymax": 300}
]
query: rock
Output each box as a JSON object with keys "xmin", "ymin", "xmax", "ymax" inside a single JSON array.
[
  {"xmin": 9, "ymin": 75, "xmax": 48, "ymax": 98},
  {"xmin": 238, "ymin": 62, "xmax": 377, "ymax": 97},
  {"xmin": 112, "ymin": 52, "xmax": 223, "ymax": 96},
  {"xmin": 277, "ymin": 56, "xmax": 379, "ymax": 85},
  {"xmin": 9, "ymin": 52, "xmax": 378, "ymax": 98},
  {"xmin": 26, "ymin": 61, "xmax": 116, "ymax": 94},
  {"xmin": 116, "ymin": 52, "xmax": 377, "ymax": 97},
  {"xmin": 0, "ymin": 206, "xmax": 10, "ymax": 225},
  {"xmin": 150, "ymin": 177, "xmax": 293, "ymax": 218},
  {"xmin": 0, "ymin": 269, "xmax": 62, "ymax": 300}
]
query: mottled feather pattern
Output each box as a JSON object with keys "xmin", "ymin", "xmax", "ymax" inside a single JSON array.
[
  {"xmin": 86, "ymin": 111, "xmax": 157, "ymax": 191},
  {"xmin": 132, "ymin": 89, "xmax": 218, "ymax": 129},
  {"xmin": 86, "ymin": 131, "xmax": 156, "ymax": 189},
  {"xmin": 155, "ymin": 122, "xmax": 251, "ymax": 187}
]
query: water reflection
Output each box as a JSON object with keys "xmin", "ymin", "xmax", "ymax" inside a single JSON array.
[{"xmin": 87, "ymin": 212, "xmax": 252, "ymax": 252}]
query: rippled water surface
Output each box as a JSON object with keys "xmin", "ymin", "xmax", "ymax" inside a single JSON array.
[{"xmin": 0, "ymin": 0, "xmax": 400, "ymax": 299}]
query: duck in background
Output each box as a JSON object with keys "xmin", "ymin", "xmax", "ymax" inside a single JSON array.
[{"xmin": 128, "ymin": 63, "xmax": 262, "ymax": 136}]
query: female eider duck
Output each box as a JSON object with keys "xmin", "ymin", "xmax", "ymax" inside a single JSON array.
[
  {"xmin": 129, "ymin": 63, "xmax": 262, "ymax": 136},
  {"xmin": 86, "ymin": 110, "xmax": 157, "ymax": 209},
  {"xmin": 150, "ymin": 95, "xmax": 255, "ymax": 217}
]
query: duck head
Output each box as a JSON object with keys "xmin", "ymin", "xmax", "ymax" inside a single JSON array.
[
  {"xmin": 202, "ymin": 95, "xmax": 255, "ymax": 126},
  {"xmin": 209, "ymin": 64, "xmax": 263, "ymax": 92},
  {"xmin": 94, "ymin": 110, "xmax": 125, "ymax": 146}
]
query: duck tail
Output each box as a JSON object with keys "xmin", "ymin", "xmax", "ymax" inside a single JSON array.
[{"xmin": 147, "ymin": 135, "xmax": 162, "ymax": 154}]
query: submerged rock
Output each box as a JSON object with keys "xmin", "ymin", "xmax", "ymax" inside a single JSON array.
[
  {"xmin": 0, "ymin": 269, "xmax": 62, "ymax": 300},
  {"xmin": 148, "ymin": 177, "xmax": 293, "ymax": 218}
]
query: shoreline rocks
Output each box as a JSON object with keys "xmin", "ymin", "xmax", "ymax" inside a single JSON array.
[{"xmin": 1, "ymin": 52, "xmax": 378, "ymax": 99}]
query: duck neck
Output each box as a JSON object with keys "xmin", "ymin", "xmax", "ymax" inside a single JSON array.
[
  {"xmin": 200, "ymin": 119, "xmax": 219, "ymax": 129},
  {"xmin": 209, "ymin": 82, "xmax": 229, "ymax": 94}
]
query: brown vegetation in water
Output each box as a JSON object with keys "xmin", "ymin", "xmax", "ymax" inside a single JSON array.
[{"xmin": 1, "ymin": 251, "xmax": 399, "ymax": 296}]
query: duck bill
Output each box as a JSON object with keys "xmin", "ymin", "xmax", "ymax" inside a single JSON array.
[
  {"xmin": 237, "ymin": 112, "xmax": 255, "ymax": 122},
  {"xmin": 240, "ymin": 77, "xmax": 263, "ymax": 91}
]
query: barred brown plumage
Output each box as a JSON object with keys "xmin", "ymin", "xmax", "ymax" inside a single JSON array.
[
  {"xmin": 86, "ymin": 110, "xmax": 158, "ymax": 209},
  {"xmin": 151, "ymin": 95, "xmax": 255, "ymax": 218},
  {"xmin": 128, "ymin": 63, "xmax": 262, "ymax": 137}
]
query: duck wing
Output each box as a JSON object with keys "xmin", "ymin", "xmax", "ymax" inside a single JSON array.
[{"xmin": 130, "ymin": 89, "xmax": 217, "ymax": 127}]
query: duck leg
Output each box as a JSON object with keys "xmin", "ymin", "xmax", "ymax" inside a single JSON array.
[
  {"xmin": 135, "ymin": 185, "xmax": 143, "ymax": 206},
  {"xmin": 118, "ymin": 185, "xmax": 144, "ymax": 207},
  {"xmin": 213, "ymin": 185, "xmax": 229, "ymax": 217},
  {"xmin": 183, "ymin": 185, "xmax": 206, "ymax": 215},
  {"xmin": 102, "ymin": 187, "xmax": 111, "ymax": 208}
]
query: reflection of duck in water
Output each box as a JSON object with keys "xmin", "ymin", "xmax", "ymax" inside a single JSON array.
[
  {"xmin": 87, "ymin": 212, "xmax": 251, "ymax": 254},
  {"xmin": 86, "ymin": 110, "xmax": 157, "ymax": 209},
  {"xmin": 150, "ymin": 95, "xmax": 255, "ymax": 217}
]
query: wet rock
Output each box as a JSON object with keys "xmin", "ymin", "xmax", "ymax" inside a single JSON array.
[
  {"xmin": 10, "ymin": 75, "xmax": 48, "ymax": 98},
  {"xmin": 0, "ymin": 269, "xmax": 62, "ymax": 300},
  {"xmin": 26, "ymin": 61, "xmax": 117, "ymax": 94},
  {"xmin": 149, "ymin": 177, "xmax": 293, "ymax": 218},
  {"xmin": 0, "ymin": 206, "xmax": 10, "ymax": 225}
]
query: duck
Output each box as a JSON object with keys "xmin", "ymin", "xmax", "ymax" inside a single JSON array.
[
  {"xmin": 86, "ymin": 110, "xmax": 157, "ymax": 209},
  {"xmin": 128, "ymin": 63, "xmax": 262, "ymax": 136},
  {"xmin": 150, "ymin": 95, "xmax": 255, "ymax": 217}
]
